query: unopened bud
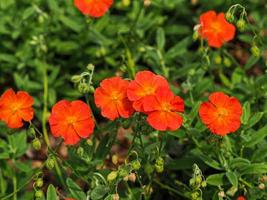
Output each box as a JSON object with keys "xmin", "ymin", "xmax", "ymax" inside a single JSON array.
[
  {"xmin": 258, "ymin": 183, "xmax": 265, "ymax": 190},
  {"xmin": 112, "ymin": 193, "xmax": 120, "ymax": 200},
  {"xmin": 35, "ymin": 190, "xmax": 43, "ymax": 198},
  {"xmin": 155, "ymin": 163, "xmax": 164, "ymax": 173},
  {"xmin": 201, "ymin": 181, "xmax": 207, "ymax": 188},
  {"xmin": 128, "ymin": 173, "xmax": 136, "ymax": 182},
  {"xmin": 112, "ymin": 155, "xmax": 119, "ymax": 165},
  {"xmin": 78, "ymin": 82, "xmax": 89, "ymax": 94},
  {"xmin": 32, "ymin": 138, "xmax": 41, "ymax": 151},
  {"xmin": 193, "ymin": 31, "xmax": 199, "ymax": 41},
  {"xmin": 132, "ymin": 160, "xmax": 141, "ymax": 170},
  {"xmin": 86, "ymin": 139, "xmax": 93, "ymax": 146},
  {"xmin": 236, "ymin": 19, "xmax": 246, "ymax": 32},
  {"xmin": 46, "ymin": 157, "xmax": 55, "ymax": 170},
  {"xmin": 28, "ymin": 127, "xmax": 36, "ymax": 136},
  {"xmin": 87, "ymin": 64, "xmax": 95, "ymax": 71},
  {"xmin": 119, "ymin": 168, "xmax": 128, "ymax": 178},
  {"xmin": 223, "ymin": 57, "xmax": 232, "ymax": 67},
  {"xmin": 71, "ymin": 75, "xmax": 82, "ymax": 83},
  {"xmin": 77, "ymin": 147, "xmax": 84, "ymax": 157},
  {"xmin": 218, "ymin": 191, "xmax": 225, "ymax": 198},
  {"xmin": 214, "ymin": 55, "xmax": 222, "ymax": 65},
  {"xmin": 156, "ymin": 157, "xmax": 164, "ymax": 166},
  {"xmin": 251, "ymin": 45, "xmax": 261, "ymax": 57},
  {"xmin": 226, "ymin": 12, "xmax": 234, "ymax": 22},
  {"xmin": 35, "ymin": 178, "xmax": 44, "ymax": 188},
  {"xmin": 144, "ymin": 0, "xmax": 151, "ymax": 7},
  {"xmin": 107, "ymin": 171, "xmax": 118, "ymax": 182},
  {"xmin": 191, "ymin": 191, "xmax": 199, "ymax": 199}
]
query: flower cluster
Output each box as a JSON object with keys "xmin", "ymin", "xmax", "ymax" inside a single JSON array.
[
  {"xmin": 0, "ymin": 71, "xmax": 243, "ymax": 145},
  {"xmin": 94, "ymin": 71, "xmax": 185, "ymax": 131}
]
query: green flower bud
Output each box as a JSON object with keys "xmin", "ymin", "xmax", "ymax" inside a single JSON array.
[
  {"xmin": 236, "ymin": 19, "xmax": 246, "ymax": 32},
  {"xmin": 32, "ymin": 138, "xmax": 41, "ymax": 151},
  {"xmin": 77, "ymin": 147, "xmax": 84, "ymax": 157},
  {"xmin": 89, "ymin": 86, "xmax": 95, "ymax": 93},
  {"xmin": 226, "ymin": 12, "xmax": 234, "ymax": 22},
  {"xmin": 156, "ymin": 157, "xmax": 164, "ymax": 166},
  {"xmin": 86, "ymin": 139, "xmax": 93, "ymax": 146},
  {"xmin": 35, "ymin": 178, "xmax": 44, "ymax": 188},
  {"xmin": 112, "ymin": 193, "xmax": 120, "ymax": 200},
  {"xmin": 87, "ymin": 64, "xmax": 95, "ymax": 71},
  {"xmin": 71, "ymin": 75, "xmax": 82, "ymax": 83},
  {"xmin": 191, "ymin": 191, "xmax": 199, "ymax": 199},
  {"xmin": 223, "ymin": 57, "xmax": 232, "ymax": 67},
  {"xmin": 118, "ymin": 168, "xmax": 128, "ymax": 178},
  {"xmin": 112, "ymin": 155, "xmax": 119, "ymax": 165},
  {"xmin": 189, "ymin": 178, "xmax": 195, "ymax": 187},
  {"xmin": 46, "ymin": 157, "xmax": 55, "ymax": 170},
  {"xmin": 193, "ymin": 31, "xmax": 199, "ymax": 41},
  {"xmin": 35, "ymin": 190, "xmax": 43, "ymax": 198},
  {"xmin": 122, "ymin": 0, "xmax": 131, "ymax": 7},
  {"xmin": 28, "ymin": 127, "xmax": 36, "ymax": 136},
  {"xmin": 132, "ymin": 160, "xmax": 141, "ymax": 170},
  {"xmin": 155, "ymin": 163, "xmax": 164, "ymax": 173},
  {"xmin": 251, "ymin": 45, "xmax": 261, "ymax": 57},
  {"xmin": 107, "ymin": 171, "xmax": 118, "ymax": 182},
  {"xmin": 214, "ymin": 54, "xmax": 222, "ymax": 65},
  {"xmin": 201, "ymin": 181, "xmax": 207, "ymax": 188},
  {"xmin": 78, "ymin": 82, "xmax": 89, "ymax": 94},
  {"xmin": 195, "ymin": 175, "xmax": 202, "ymax": 185}
]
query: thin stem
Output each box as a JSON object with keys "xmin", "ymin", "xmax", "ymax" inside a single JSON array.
[
  {"xmin": 12, "ymin": 173, "xmax": 17, "ymax": 200},
  {"xmin": 153, "ymin": 179, "xmax": 191, "ymax": 199},
  {"xmin": 42, "ymin": 66, "xmax": 50, "ymax": 146}
]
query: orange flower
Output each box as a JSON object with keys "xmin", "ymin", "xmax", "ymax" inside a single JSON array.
[
  {"xmin": 198, "ymin": 10, "xmax": 236, "ymax": 48},
  {"xmin": 199, "ymin": 92, "xmax": 242, "ymax": 136},
  {"xmin": 74, "ymin": 0, "xmax": 113, "ymax": 18},
  {"xmin": 127, "ymin": 71, "xmax": 169, "ymax": 112},
  {"xmin": 94, "ymin": 77, "xmax": 134, "ymax": 120},
  {"xmin": 237, "ymin": 196, "xmax": 246, "ymax": 200},
  {"xmin": 0, "ymin": 89, "xmax": 34, "ymax": 129},
  {"xmin": 145, "ymin": 88, "xmax": 184, "ymax": 131},
  {"xmin": 49, "ymin": 100, "xmax": 95, "ymax": 145}
]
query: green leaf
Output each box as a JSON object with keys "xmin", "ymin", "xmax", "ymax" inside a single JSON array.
[
  {"xmin": 226, "ymin": 171, "xmax": 238, "ymax": 188},
  {"xmin": 47, "ymin": 184, "xmax": 58, "ymax": 200},
  {"xmin": 244, "ymin": 55, "xmax": 259, "ymax": 70},
  {"xmin": 156, "ymin": 27, "xmax": 165, "ymax": 50},
  {"xmin": 59, "ymin": 15, "xmax": 83, "ymax": 32},
  {"xmin": 90, "ymin": 185, "xmax": 109, "ymax": 200},
  {"xmin": 244, "ymin": 125, "xmax": 267, "ymax": 147},
  {"xmin": 245, "ymin": 112, "xmax": 264, "ymax": 129},
  {"xmin": 240, "ymin": 163, "xmax": 267, "ymax": 175},
  {"xmin": 230, "ymin": 158, "xmax": 251, "ymax": 169},
  {"xmin": 241, "ymin": 102, "xmax": 251, "ymax": 125},
  {"xmin": 8, "ymin": 131, "xmax": 28, "ymax": 158},
  {"xmin": 66, "ymin": 178, "xmax": 86, "ymax": 200},
  {"xmin": 191, "ymin": 149, "xmax": 222, "ymax": 170},
  {"xmin": 206, "ymin": 173, "xmax": 225, "ymax": 186}
]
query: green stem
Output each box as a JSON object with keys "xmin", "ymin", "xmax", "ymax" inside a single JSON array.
[
  {"xmin": 12, "ymin": 173, "xmax": 17, "ymax": 200},
  {"xmin": 153, "ymin": 180, "xmax": 190, "ymax": 199},
  {"xmin": 42, "ymin": 67, "xmax": 50, "ymax": 146}
]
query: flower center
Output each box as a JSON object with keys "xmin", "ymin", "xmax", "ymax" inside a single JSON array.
[
  {"xmin": 144, "ymin": 86, "xmax": 156, "ymax": 96},
  {"xmin": 161, "ymin": 102, "xmax": 171, "ymax": 112},
  {"xmin": 111, "ymin": 91, "xmax": 122, "ymax": 102},
  {"xmin": 217, "ymin": 107, "xmax": 228, "ymax": 117},
  {"xmin": 211, "ymin": 21, "xmax": 222, "ymax": 33},
  {"xmin": 66, "ymin": 116, "xmax": 77, "ymax": 125},
  {"xmin": 11, "ymin": 103, "xmax": 22, "ymax": 114}
]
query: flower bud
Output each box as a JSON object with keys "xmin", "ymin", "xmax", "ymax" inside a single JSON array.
[
  {"xmin": 191, "ymin": 191, "xmax": 199, "ymax": 199},
  {"xmin": 112, "ymin": 155, "xmax": 119, "ymax": 165},
  {"xmin": 86, "ymin": 139, "xmax": 93, "ymax": 146},
  {"xmin": 218, "ymin": 191, "xmax": 225, "ymax": 198},
  {"xmin": 193, "ymin": 31, "xmax": 199, "ymax": 41},
  {"xmin": 201, "ymin": 181, "xmax": 207, "ymax": 188},
  {"xmin": 132, "ymin": 160, "xmax": 141, "ymax": 170},
  {"xmin": 71, "ymin": 75, "xmax": 82, "ymax": 83},
  {"xmin": 46, "ymin": 157, "xmax": 55, "ymax": 170},
  {"xmin": 258, "ymin": 183, "xmax": 265, "ymax": 190},
  {"xmin": 35, "ymin": 178, "xmax": 44, "ymax": 188},
  {"xmin": 119, "ymin": 168, "xmax": 128, "ymax": 178},
  {"xmin": 214, "ymin": 54, "xmax": 222, "ymax": 65},
  {"xmin": 35, "ymin": 190, "xmax": 43, "ymax": 198},
  {"xmin": 223, "ymin": 57, "xmax": 232, "ymax": 67},
  {"xmin": 226, "ymin": 12, "xmax": 235, "ymax": 22},
  {"xmin": 236, "ymin": 19, "xmax": 246, "ymax": 32},
  {"xmin": 107, "ymin": 171, "xmax": 118, "ymax": 182},
  {"xmin": 156, "ymin": 157, "xmax": 164, "ymax": 166},
  {"xmin": 87, "ymin": 64, "xmax": 95, "ymax": 71},
  {"xmin": 155, "ymin": 163, "xmax": 164, "ymax": 173},
  {"xmin": 32, "ymin": 138, "xmax": 41, "ymax": 151},
  {"xmin": 251, "ymin": 45, "xmax": 261, "ymax": 57},
  {"xmin": 77, "ymin": 147, "xmax": 84, "ymax": 157},
  {"xmin": 28, "ymin": 127, "xmax": 36, "ymax": 136},
  {"xmin": 78, "ymin": 82, "xmax": 90, "ymax": 94},
  {"xmin": 189, "ymin": 178, "xmax": 195, "ymax": 187},
  {"xmin": 89, "ymin": 86, "xmax": 95, "ymax": 93},
  {"xmin": 112, "ymin": 193, "xmax": 120, "ymax": 200},
  {"xmin": 128, "ymin": 173, "xmax": 136, "ymax": 183},
  {"xmin": 122, "ymin": 0, "xmax": 130, "ymax": 7},
  {"xmin": 144, "ymin": 0, "xmax": 151, "ymax": 7},
  {"xmin": 195, "ymin": 175, "xmax": 202, "ymax": 185}
]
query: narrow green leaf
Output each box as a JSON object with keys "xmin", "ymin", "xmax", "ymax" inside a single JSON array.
[
  {"xmin": 156, "ymin": 27, "xmax": 165, "ymax": 50},
  {"xmin": 90, "ymin": 185, "xmax": 109, "ymax": 200},
  {"xmin": 47, "ymin": 184, "xmax": 58, "ymax": 200},
  {"xmin": 66, "ymin": 178, "xmax": 86, "ymax": 200},
  {"xmin": 206, "ymin": 173, "xmax": 225, "ymax": 186},
  {"xmin": 226, "ymin": 171, "xmax": 238, "ymax": 188},
  {"xmin": 245, "ymin": 125, "xmax": 267, "ymax": 147}
]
